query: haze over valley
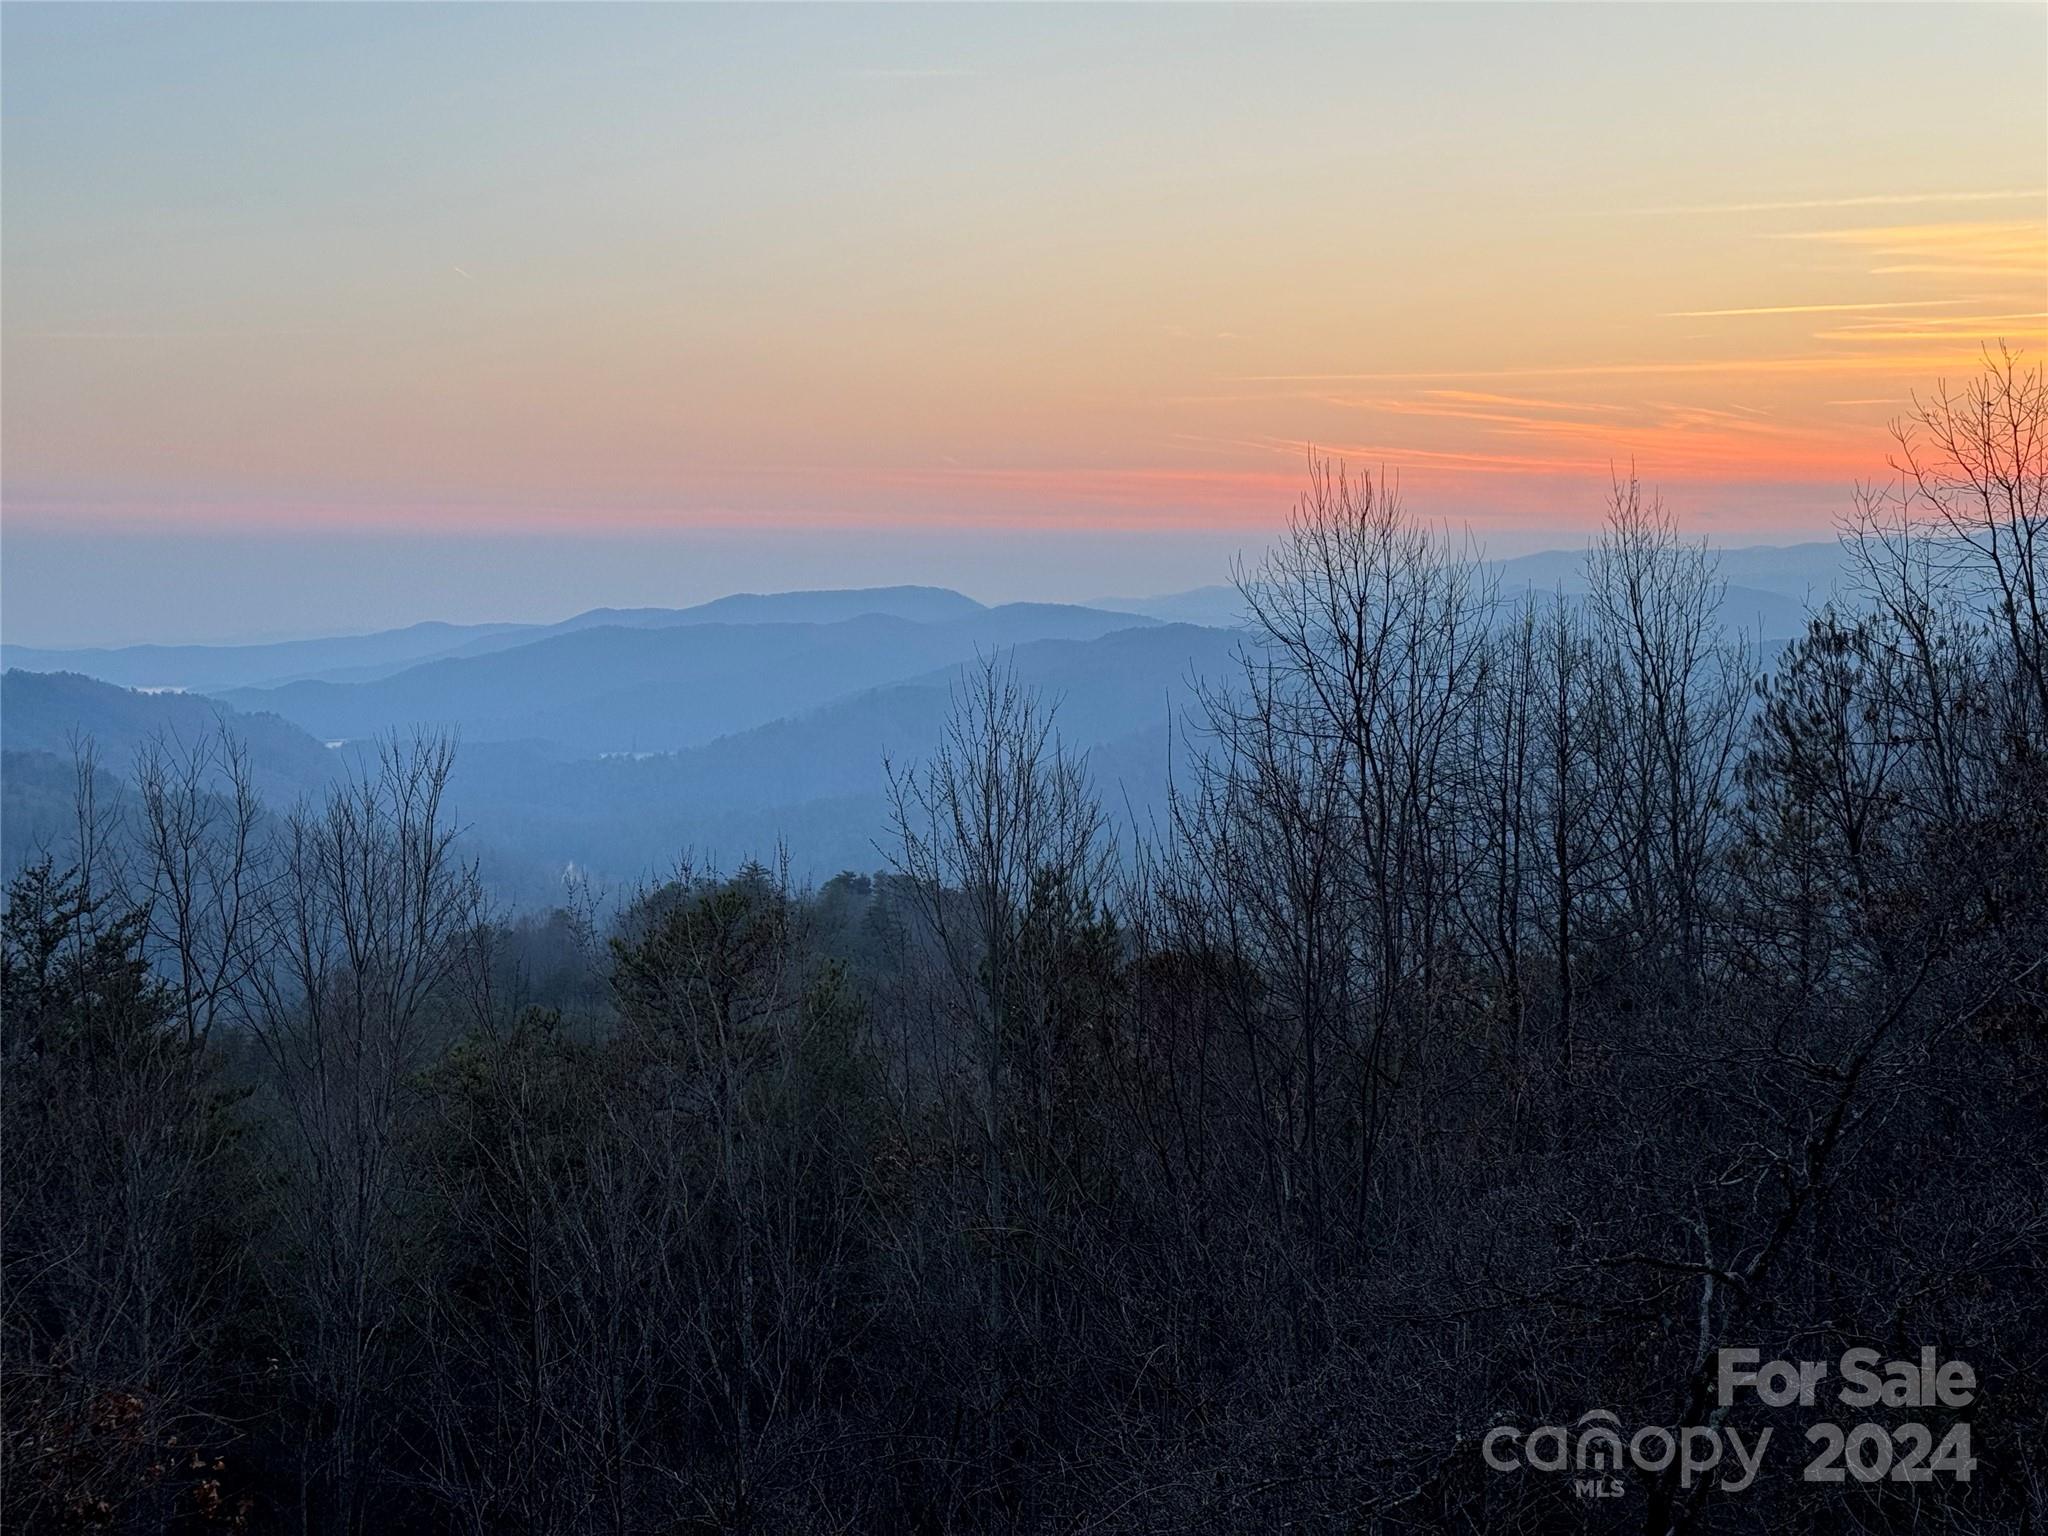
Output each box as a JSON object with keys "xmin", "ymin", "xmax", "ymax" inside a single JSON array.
[{"xmin": 3, "ymin": 540, "xmax": 1849, "ymax": 903}]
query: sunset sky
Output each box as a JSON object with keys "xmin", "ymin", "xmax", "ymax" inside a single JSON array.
[{"xmin": 4, "ymin": 3, "xmax": 2045, "ymax": 644}]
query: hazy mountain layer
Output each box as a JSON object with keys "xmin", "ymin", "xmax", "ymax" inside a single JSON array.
[
  {"xmin": 3, "ymin": 557, "xmax": 1850, "ymax": 903},
  {"xmin": 0, "ymin": 585, "xmax": 989, "ymax": 692},
  {"xmin": 3, "ymin": 619, "xmax": 1235, "ymax": 902},
  {"xmin": 217, "ymin": 604, "xmax": 1164, "ymax": 755},
  {"xmin": 0, "ymin": 621, "xmax": 534, "ymax": 694}
]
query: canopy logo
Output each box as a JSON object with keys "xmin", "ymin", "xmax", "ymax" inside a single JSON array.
[
  {"xmin": 1482, "ymin": 1411, "xmax": 1770, "ymax": 1497},
  {"xmin": 1482, "ymin": 1346, "xmax": 1978, "ymax": 1498}
]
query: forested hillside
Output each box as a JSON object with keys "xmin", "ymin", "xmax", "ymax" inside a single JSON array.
[{"xmin": 4, "ymin": 358, "xmax": 2045, "ymax": 1533}]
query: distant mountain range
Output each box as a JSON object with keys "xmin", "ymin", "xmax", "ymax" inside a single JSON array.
[
  {"xmin": 0, "ymin": 621, "xmax": 531, "ymax": 694},
  {"xmin": 1487, "ymin": 541, "xmax": 1850, "ymax": 646},
  {"xmin": 2, "ymin": 618, "xmax": 1229, "ymax": 902},
  {"xmin": 212, "ymin": 601, "xmax": 1165, "ymax": 757},
  {"xmin": 0, "ymin": 550, "xmax": 1857, "ymax": 902},
  {"xmin": 0, "ymin": 585, "xmax": 988, "ymax": 693},
  {"xmin": 1084, "ymin": 585, "xmax": 1249, "ymax": 629}
]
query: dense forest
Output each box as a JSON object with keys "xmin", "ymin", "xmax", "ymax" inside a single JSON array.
[{"xmin": 4, "ymin": 355, "xmax": 2044, "ymax": 1533}]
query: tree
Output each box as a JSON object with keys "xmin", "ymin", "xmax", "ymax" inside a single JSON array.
[
  {"xmin": 885, "ymin": 654, "xmax": 1111, "ymax": 1522},
  {"xmin": 240, "ymin": 733, "xmax": 481, "ymax": 1534},
  {"xmin": 1, "ymin": 858, "xmax": 256, "ymax": 1534},
  {"xmin": 132, "ymin": 723, "xmax": 268, "ymax": 1048}
]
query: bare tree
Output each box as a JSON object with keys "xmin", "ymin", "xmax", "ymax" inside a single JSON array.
[
  {"xmin": 1231, "ymin": 458, "xmax": 1494, "ymax": 1224},
  {"xmin": 132, "ymin": 722, "xmax": 269, "ymax": 1047},
  {"xmin": 243, "ymin": 732, "xmax": 482, "ymax": 1534},
  {"xmin": 1587, "ymin": 475, "xmax": 1749, "ymax": 993},
  {"xmin": 885, "ymin": 653, "xmax": 1110, "ymax": 1518},
  {"xmin": 1851, "ymin": 346, "xmax": 2048, "ymax": 725}
]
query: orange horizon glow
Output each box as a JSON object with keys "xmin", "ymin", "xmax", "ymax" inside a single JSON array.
[{"xmin": 5, "ymin": 6, "xmax": 2045, "ymax": 548}]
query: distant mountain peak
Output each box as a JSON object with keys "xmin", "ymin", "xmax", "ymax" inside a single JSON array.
[{"xmin": 546, "ymin": 586, "xmax": 989, "ymax": 635}]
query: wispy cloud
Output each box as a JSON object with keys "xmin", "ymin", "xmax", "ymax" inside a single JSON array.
[
  {"xmin": 1620, "ymin": 189, "xmax": 2045, "ymax": 216},
  {"xmin": 1811, "ymin": 312, "xmax": 2048, "ymax": 345},
  {"xmin": 36, "ymin": 329, "xmax": 327, "ymax": 341},
  {"xmin": 1422, "ymin": 389, "xmax": 1633, "ymax": 415},
  {"xmin": 1665, "ymin": 299, "xmax": 1973, "ymax": 319},
  {"xmin": 1236, "ymin": 353, "xmax": 1995, "ymax": 385},
  {"xmin": 1322, "ymin": 395, "xmax": 1633, "ymax": 432},
  {"xmin": 1236, "ymin": 376, "xmax": 1898, "ymax": 490},
  {"xmin": 842, "ymin": 67, "xmax": 978, "ymax": 80},
  {"xmin": 1772, "ymin": 219, "xmax": 2047, "ymax": 279}
]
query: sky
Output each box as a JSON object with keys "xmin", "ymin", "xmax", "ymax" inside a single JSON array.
[{"xmin": 4, "ymin": 3, "xmax": 2045, "ymax": 646}]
